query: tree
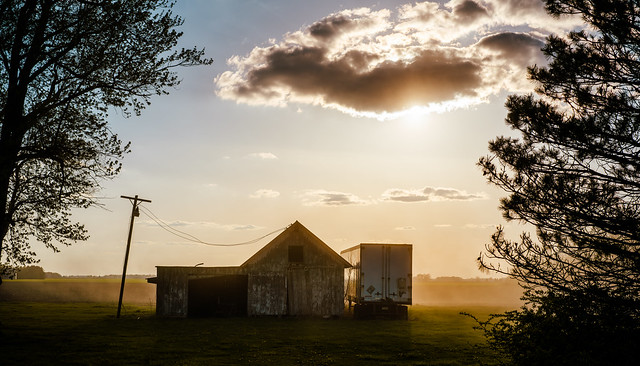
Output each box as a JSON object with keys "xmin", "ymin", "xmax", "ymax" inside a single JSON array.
[
  {"xmin": 0, "ymin": 0, "xmax": 212, "ymax": 266},
  {"xmin": 17, "ymin": 265, "xmax": 44, "ymax": 279},
  {"xmin": 477, "ymin": 0, "xmax": 640, "ymax": 364}
]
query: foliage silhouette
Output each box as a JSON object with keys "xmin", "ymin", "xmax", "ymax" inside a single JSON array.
[
  {"xmin": 0, "ymin": 0, "xmax": 212, "ymax": 266},
  {"xmin": 16, "ymin": 265, "xmax": 44, "ymax": 279},
  {"xmin": 477, "ymin": 0, "xmax": 640, "ymax": 364}
]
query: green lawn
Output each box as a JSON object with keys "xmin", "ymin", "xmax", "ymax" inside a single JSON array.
[{"xmin": 0, "ymin": 302, "xmax": 507, "ymax": 365}]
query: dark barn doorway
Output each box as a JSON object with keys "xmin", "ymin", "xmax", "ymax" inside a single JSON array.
[{"xmin": 188, "ymin": 275, "xmax": 248, "ymax": 317}]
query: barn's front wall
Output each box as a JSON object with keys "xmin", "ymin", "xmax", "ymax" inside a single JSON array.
[{"xmin": 243, "ymin": 222, "xmax": 349, "ymax": 317}]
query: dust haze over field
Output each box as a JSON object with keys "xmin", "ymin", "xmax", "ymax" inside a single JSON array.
[
  {"xmin": 412, "ymin": 278, "xmax": 522, "ymax": 307},
  {"xmin": 0, "ymin": 277, "xmax": 522, "ymax": 307},
  {"xmin": 0, "ymin": 279, "xmax": 156, "ymax": 305}
]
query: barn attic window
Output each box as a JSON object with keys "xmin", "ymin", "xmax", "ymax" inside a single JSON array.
[{"xmin": 288, "ymin": 245, "xmax": 304, "ymax": 263}]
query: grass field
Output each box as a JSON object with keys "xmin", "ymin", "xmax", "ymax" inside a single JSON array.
[
  {"xmin": 0, "ymin": 302, "xmax": 508, "ymax": 365},
  {"xmin": 0, "ymin": 279, "xmax": 518, "ymax": 365}
]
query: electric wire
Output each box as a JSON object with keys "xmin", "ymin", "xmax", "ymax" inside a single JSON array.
[
  {"xmin": 140, "ymin": 206, "xmax": 209, "ymax": 243},
  {"xmin": 140, "ymin": 206, "xmax": 285, "ymax": 246},
  {"xmin": 138, "ymin": 206, "xmax": 286, "ymax": 247}
]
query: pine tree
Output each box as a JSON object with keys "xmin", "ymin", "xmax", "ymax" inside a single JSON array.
[{"xmin": 477, "ymin": 0, "xmax": 640, "ymax": 364}]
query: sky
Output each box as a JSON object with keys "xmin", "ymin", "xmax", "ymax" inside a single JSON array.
[{"xmin": 36, "ymin": 0, "xmax": 582, "ymax": 277}]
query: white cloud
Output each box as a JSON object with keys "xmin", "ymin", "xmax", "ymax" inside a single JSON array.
[
  {"xmin": 464, "ymin": 223, "xmax": 496, "ymax": 229},
  {"xmin": 139, "ymin": 218, "xmax": 261, "ymax": 232},
  {"xmin": 250, "ymin": 189, "xmax": 281, "ymax": 199},
  {"xmin": 227, "ymin": 224, "xmax": 261, "ymax": 231},
  {"xmin": 433, "ymin": 223, "xmax": 495, "ymax": 229},
  {"xmin": 395, "ymin": 226, "xmax": 416, "ymax": 231},
  {"xmin": 248, "ymin": 152, "xmax": 278, "ymax": 160}
]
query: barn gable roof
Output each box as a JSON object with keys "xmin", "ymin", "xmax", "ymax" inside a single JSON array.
[{"xmin": 241, "ymin": 221, "xmax": 351, "ymax": 268}]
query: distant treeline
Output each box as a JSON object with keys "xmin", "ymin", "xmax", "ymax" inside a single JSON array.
[{"xmin": 413, "ymin": 274, "xmax": 510, "ymax": 282}]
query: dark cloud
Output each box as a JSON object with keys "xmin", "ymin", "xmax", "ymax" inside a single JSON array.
[
  {"xmin": 302, "ymin": 190, "xmax": 371, "ymax": 206},
  {"xmin": 331, "ymin": 50, "xmax": 482, "ymax": 111},
  {"xmin": 453, "ymin": 0, "xmax": 489, "ymax": 23},
  {"xmin": 319, "ymin": 193, "xmax": 358, "ymax": 205},
  {"xmin": 233, "ymin": 46, "xmax": 482, "ymax": 113},
  {"xmin": 476, "ymin": 32, "xmax": 545, "ymax": 65},
  {"xmin": 216, "ymin": 2, "xmax": 580, "ymax": 118},
  {"xmin": 424, "ymin": 187, "xmax": 484, "ymax": 200}
]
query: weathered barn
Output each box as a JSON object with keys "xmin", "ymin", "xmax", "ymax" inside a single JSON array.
[{"xmin": 150, "ymin": 221, "xmax": 351, "ymax": 317}]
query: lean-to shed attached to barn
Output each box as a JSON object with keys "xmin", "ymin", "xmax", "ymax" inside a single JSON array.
[{"xmin": 150, "ymin": 221, "xmax": 351, "ymax": 317}]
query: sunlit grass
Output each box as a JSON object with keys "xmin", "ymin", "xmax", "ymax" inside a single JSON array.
[{"xmin": 0, "ymin": 302, "xmax": 504, "ymax": 365}]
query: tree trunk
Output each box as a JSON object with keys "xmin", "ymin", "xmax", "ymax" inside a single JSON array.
[
  {"xmin": 0, "ymin": 140, "xmax": 17, "ymax": 259},
  {"xmin": 0, "ymin": 108, "xmax": 26, "ymax": 261}
]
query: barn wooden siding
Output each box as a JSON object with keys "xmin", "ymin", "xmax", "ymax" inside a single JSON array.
[
  {"xmin": 153, "ymin": 221, "xmax": 351, "ymax": 318},
  {"xmin": 155, "ymin": 266, "xmax": 243, "ymax": 317}
]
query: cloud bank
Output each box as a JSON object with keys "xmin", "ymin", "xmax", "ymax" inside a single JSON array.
[
  {"xmin": 382, "ymin": 186, "xmax": 486, "ymax": 202},
  {"xmin": 301, "ymin": 185, "xmax": 485, "ymax": 206},
  {"xmin": 215, "ymin": 0, "xmax": 580, "ymax": 119}
]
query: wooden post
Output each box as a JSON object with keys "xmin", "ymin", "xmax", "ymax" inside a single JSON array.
[{"xmin": 117, "ymin": 195, "xmax": 151, "ymax": 318}]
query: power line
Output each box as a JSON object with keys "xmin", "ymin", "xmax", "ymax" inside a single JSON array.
[
  {"xmin": 138, "ymin": 206, "xmax": 285, "ymax": 247},
  {"xmin": 140, "ymin": 206, "xmax": 208, "ymax": 243}
]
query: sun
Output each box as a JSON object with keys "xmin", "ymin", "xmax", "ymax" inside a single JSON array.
[
  {"xmin": 398, "ymin": 106, "xmax": 432, "ymax": 128},
  {"xmin": 394, "ymin": 96, "xmax": 485, "ymax": 126},
  {"xmin": 404, "ymin": 107, "xmax": 428, "ymax": 125}
]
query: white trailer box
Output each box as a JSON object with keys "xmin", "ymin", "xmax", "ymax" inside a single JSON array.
[{"xmin": 341, "ymin": 243, "xmax": 412, "ymax": 306}]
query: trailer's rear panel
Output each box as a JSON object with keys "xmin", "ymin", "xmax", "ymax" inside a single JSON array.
[
  {"xmin": 360, "ymin": 244, "xmax": 385, "ymax": 302},
  {"xmin": 341, "ymin": 243, "xmax": 412, "ymax": 305},
  {"xmin": 387, "ymin": 244, "xmax": 412, "ymax": 304}
]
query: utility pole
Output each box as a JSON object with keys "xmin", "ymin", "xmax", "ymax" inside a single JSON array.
[{"xmin": 117, "ymin": 195, "xmax": 151, "ymax": 318}]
